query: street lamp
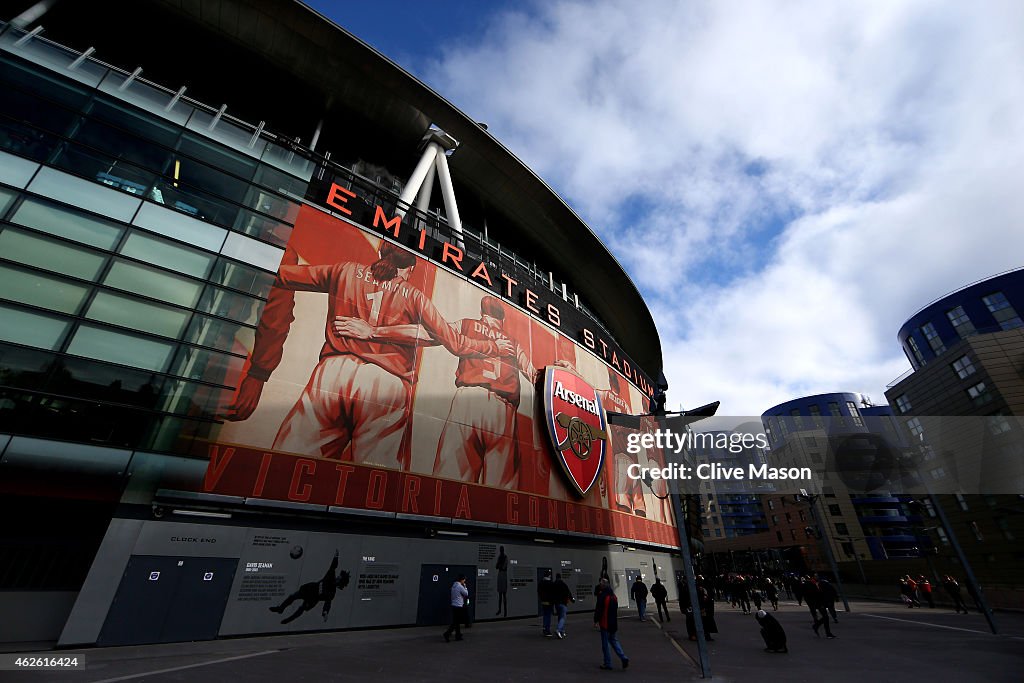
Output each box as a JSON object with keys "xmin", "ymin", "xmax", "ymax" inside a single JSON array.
[
  {"xmin": 833, "ymin": 535, "xmax": 868, "ymax": 585},
  {"xmin": 796, "ymin": 489, "xmax": 851, "ymax": 612}
]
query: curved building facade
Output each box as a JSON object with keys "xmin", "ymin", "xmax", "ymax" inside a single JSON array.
[{"xmin": 0, "ymin": 1, "xmax": 679, "ymax": 646}]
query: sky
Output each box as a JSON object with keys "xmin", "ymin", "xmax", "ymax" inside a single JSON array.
[{"xmin": 305, "ymin": 0, "xmax": 1024, "ymax": 416}]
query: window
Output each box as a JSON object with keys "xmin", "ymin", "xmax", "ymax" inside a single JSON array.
[
  {"xmin": 714, "ymin": 529, "xmax": 722, "ymax": 538},
  {"xmin": 828, "ymin": 401, "xmax": 845, "ymax": 427},
  {"xmin": 906, "ymin": 417, "xmax": 924, "ymax": 440},
  {"xmin": 85, "ymin": 292, "xmax": 191, "ymax": 338},
  {"xmin": 0, "ymin": 228, "xmax": 108, "ymax": 280},
  {"xmin": 66, "ymin": 324, "xmax": 175, "ymax": 372},
  {"xmin": 0, "ymin": 263, "xmax": 90, "ymax": 314},
  {"xmin": 895, "ymin": 394, "xmax": 912, "ymax": 414},
  {"xmin": 828, "ymin": 504, "xmax": 842, "ymax": 516},
  {"xmin": 767, "ymin": 499, "xmax": 775, "ymax": 510},
  {"xmin": 906, "ymin": 336, "xmax": 925, "ymax": 366},
  {"xmin": 952, "ymin": 355, "xmax": 976, "ymax": 379},
  {"xmin": 947, "ymin": 305, "xmax": 976, "ymax": 338},
  {"xmin": 969, "ymin": 521, "xmax": 984, "ymax": 542},
  {"xmin": 955, "ymin": 494, "xmax": 969, "ymax": 511},
  {"xmin": 988, "ymin": 411, "xmax": 1013, "ymax": 436},
  {"xmin": 804, "ymin": 436, "xmax": 818, "ymax": 447},
  {"xmin": 920, "ymin": 322, "xmax": 945, "ymax": 355},
  {"xmin": 808, "ymin": 405, "xmax": 823, "ymax": 428},
  {"xmin": 966, "ymin": 381, "xmax": 992, "ymax": 406},
  {"xmin": 790, "ymin": 409, "xmax": 804, "ymax": 430},
  {"xmin": 785, "ymin": 512, "xmax": 792, "ymax": 523},
  {"xmin": 775, "ymin": 414, "xmax": 790, "ymax": 440},
  {"xmin": 103, "ymin": 260, "xmax": 203, "ymax": 309},
  {"xmin": 772, "ymin": 515, "xmax": 779, "ymax": 524},
  {"xmin": 936, "ymin": 527, "xmax": 949, "ymax": 545},
  {"xmin": 0, "ymin": 304, "xmax": 71, "ymax": 350},
  {"xmin": 798, "ymin": 510, "xmax": 806, "ymax": 522},
  {"xmin": 846, "ymin": 401, "xmax": 864, "ymax": 427},
  {"xmin": 996, "ymin": 518, "xmax": 1014, "ymax": 541},
  {"xmin": 835, "ymin": 522, "xmax": 849, "ymax": 536},
  {"xmin": 790, "ymin": 529, "xmax": 797, "ymax": 541},
  {"xmin": 776, "ymin": 531, "xmax": 783, "ymax": 542},
  {"xmin": 810, "ymin": 451, "xmax": 822, "ymax": 463},
  {"xmin": 12, "ymin": 198, "xmax": 125, "ymax": 249},
  {"xmin": 983, "ymin": 291, "xmax": 1024, "ymax": 330}
]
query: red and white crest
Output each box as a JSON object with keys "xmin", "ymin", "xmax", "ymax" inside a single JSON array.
[{"xmin": 543, "ymin": 366, "xmax": 608, "ymax": 497}]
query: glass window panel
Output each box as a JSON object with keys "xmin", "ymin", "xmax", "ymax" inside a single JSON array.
[
  {"xmin": 210, "ymin": 258, "xmax": 276, "ymax": 298},
  {"xmin": 178, "ymin": 134, "xmax": 255, "ymax": 193},
  {"xmin": 0, "ymin": 151, "xmax": 40, "ymax": 189},
  {"xmin": 169, "ymin": 345, "xmax": 246, "ymax": 385},
  {"xmin": 157, "ymin": 378, "xmax": 232, "ymax": 418},
  {"xmin": 89, "ymin": 98, "xmax": 181, "ymax": 149},
  {"xmin": 0, "ymin": 72, "xmax": 85, "ymax": 139},
  {"xmin": 0, "ymin": 229, "xmax": 107, "ymax": 280},
  {"xmin": 0, "ymin": 304, "xmax": 70, "ymax": 350},
  {"xmin": 0, "ymin": 186, "xmax": 18, "ymax": 216},
  {"xmin": 220, "ymin": 231, "xmax": 283, "ymax": 272},
  {"xmin": 132, "ymin": 201, "xmax": 227, "ymax": 252},
  {"xmin": 184, "ymin": 313, "xmax": 254, "ymax": 351},
  {"xmin": 0, "ymin": 342, "xmax": 56, "ymax": 390},
  {"xmin": 119, "ymin": 231, "xmax": 214, "ymax": 278},
  {"xmin": 68, "ymin": 114, "xmax": 173, "ymax": 177},
  {"xmin": 53, "ymin": 142, "xmax": 157, "ymax": 198},
  {"xmin": 25, "ymin": 166, "xmax": 141, "ymax": 223},
  {"xmin": 150, "ymin": 177, "xmax": 239, "ymax": 228},
  {"xmin": 0, "ymin": 54, "xmax": 93, "ymax": 109},
  {"xmin": 195, "ymin": 285, "xmax": 264, "ymax": 325},
  {"xmin": 47, "ymin": 355, "xmax": 165, "ymax": 411},
  {"xmin": 0, "ymin": 264, "xmax": 90, "ymax": 314},
  {"xmin": 103, "ymin": 260, "xmax": 203, "ymax": 308},
  {"xmin": 86, "ymin": 291, "xmax": 190, "ymax": 338},
  {"xmin": 252, "ymin": 164, "xmax": 308, "ymax": 207},
  {"xmin": 12, "ymin": 198, "xmax": 125, "ymax": 249},
  {"xmin": 66, "ymin": 324, "xmax": 175, "ymax": 372},
  {"xmin": 179, "ymin": 130, "xmax": 258, "ymax": 179}
]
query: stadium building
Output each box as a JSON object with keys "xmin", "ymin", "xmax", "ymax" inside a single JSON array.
[{"xmin": 0, "ymin": 1, "xmax": 686, "ymax": 646}]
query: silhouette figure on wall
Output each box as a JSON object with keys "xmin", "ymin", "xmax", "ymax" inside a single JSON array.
[
  {"xmin": 270, "ymin": 550, "xmax": 351, "ymax": 624},
  {"xmin": 495, "ymin": 546, "xmax": 509, "ymax": 617}
]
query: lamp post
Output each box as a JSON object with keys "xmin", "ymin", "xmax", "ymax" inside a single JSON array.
[
  {"xmin": 796, "ymin": 489, "xmax": 850, "ymax": 612},
  {"xmin": 833, "ymin": 536, "xmax": 868, "ymax": 585}
]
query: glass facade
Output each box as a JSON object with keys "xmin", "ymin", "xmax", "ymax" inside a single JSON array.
[{"xmin": 0, "ymin": 51, "xmax": 300, "ymax": 454}]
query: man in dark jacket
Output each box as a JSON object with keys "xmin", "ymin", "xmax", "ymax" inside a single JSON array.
[
  {"xmin": 553, "ymin": 573, "xmax": 575, "ymax": 638},
  {"xmin": 755, "ymin": 609, "xmax": 787, "ymax": 653},
  {"xmin": 538, "ymin": 570, "xmax": 556, "ymax": 636},
  {"xmin": 819, "ymin": 578, "xmax": 839, "ymax": 623},
  {"xmin": 650, "ymin": 577, "xmax": 670, "ymax": 622},
  {"xmin": 804, "ymin": 579, "xmax": 836, "ymax": 638},
  {"xmin": 594, "ymin": 578, "xmax": 629, "ymax": 670},
  {"xmin": 630, "ymin": 576, "xmax": 649, "ymax": 621}
]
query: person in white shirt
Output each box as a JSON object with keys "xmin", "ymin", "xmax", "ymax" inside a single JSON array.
[{"xmin": 443, "ymin": 575, "xmax": 470, "ymax": 642}]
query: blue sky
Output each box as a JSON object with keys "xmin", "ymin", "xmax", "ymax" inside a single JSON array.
[{"xmin": 305, "ymin": 0, "xmax": 1024, "ymax": 415}]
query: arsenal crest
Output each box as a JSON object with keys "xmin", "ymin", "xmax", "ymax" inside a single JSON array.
[{"xmin": 542, "ymin": 366, "xmax": 608, "ymax": 497}]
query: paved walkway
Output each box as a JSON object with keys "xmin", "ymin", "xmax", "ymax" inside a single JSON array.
[{"xmin": 4, "ymin": 600, "xmax": 1023, "ymax": 682}]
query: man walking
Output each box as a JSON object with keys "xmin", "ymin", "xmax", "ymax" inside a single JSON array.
[
  {"xmin": 553, "ymin": 573, "xmax": 575, "ymax": 638},
  {"xmin": 651, "ymin": 577, "xmax": 670, "ymax": 622},
  {"xmin": 594, "ymin": 578, "xmax": 629, "ymax": 670},
  {"xmin": 443, "ymin": 575, "xmax": 470, "ymax": 642},
  {"xmin": 804, "ymin": 578, "xmax": 836, "ymax": 639},
  {"xmin": 943, "ymin": 575, "xmax": 969, "ymax": 613},
  {"xmin": 538, "ymin": 570, "xmax": 556, "ymax": 637},
  {"xmin": 630, "ymin": 576, "xmax": 649, "ymax": 622}
]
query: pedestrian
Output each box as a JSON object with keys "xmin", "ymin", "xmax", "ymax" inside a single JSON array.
[
  {"xmin": 898, "ymin": 578, "xmax": 919, "ymax": 608},
  {"xmin": 630, "ymin": 576, "xmax": 649, "ymax": 622},
  {"xmin": 538, "ymin": 570, "xmax": 555, "ymax": 636},
  {"xmin": 766, "ymin": 580, "xmax": 779, "ymax": 611},
  {"xmin": 679, "ymin": 581, "xmax": 698, "ymax": 641},
  {"xmin": 443, "ymin": 574, "xmax": 469, "ymax": 642},
  {"xmin": 804, "ymin": 579, "xmax": 836, "ymax": 639},
  {"xmin": 793, "ymin": 578, "xmax": 804, "ymax": 607},
  {"xmin": 651, "ymin": 577, "xmax": 671, "ymax": 622},
  {"xmin": 594, "ymin": 578, "xmax": 629, "ymax": 670},
  {"xmin": 918, "ymin": 576, "xmax": 935, "ymax": 609},
  {"xmin": 755, "ymin": 609, "xmax": 788, "ymax": 653},
  {"xmin": 942, "ymin": 575, "xmax": 969, "ymax": 614},
  {"xmin": 819, "ymin": 578, "xmax": 839, "ymax": 623},
  {"xmin": 697, "ymin": 579, "xmax": 718, "ymax": 642},
  {"xmin": 553, "ymin": 572, "xmax": 575, "ymax": 639}
]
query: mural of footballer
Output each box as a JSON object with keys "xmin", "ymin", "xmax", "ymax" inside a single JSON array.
[
  {"xmin": 227, "ymin": 242, "xmax": 509, "ymax": 470},
  {"xmin": 599, "ymin": 368, "xmax": 647, "ymax": 517}
]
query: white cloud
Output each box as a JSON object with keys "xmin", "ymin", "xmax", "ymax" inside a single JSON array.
[{"xmin": 425, "ymin": 0, "xmax": 1024, "ymax": 414}]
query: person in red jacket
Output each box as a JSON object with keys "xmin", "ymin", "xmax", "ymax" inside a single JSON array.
[{"xmin": 594, "ymin": 578, "xmax": 630, "ymax": 670}]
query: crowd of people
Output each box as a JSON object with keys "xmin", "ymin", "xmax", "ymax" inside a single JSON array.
[{"xmin": 440, "ymin": 567, "xmax": 978, "ymax": 668}]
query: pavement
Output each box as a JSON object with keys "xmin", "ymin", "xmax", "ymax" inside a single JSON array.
[{"xmin": 3, "ymin": 599, "xmax": 1023, "ymax": 682}]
